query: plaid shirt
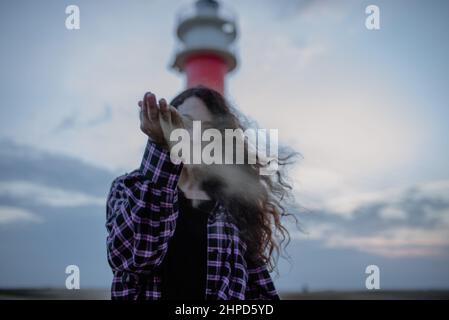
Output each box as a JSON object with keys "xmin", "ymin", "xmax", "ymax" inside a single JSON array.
[{"xmin": 106, "ymin": 139, "xmax": 280, "ymax": 300}]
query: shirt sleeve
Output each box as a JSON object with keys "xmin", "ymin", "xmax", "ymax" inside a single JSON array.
[
  {"xmin": 245, "ymin": 259, "xmax": 281, "ymax": 300},
  {"xmin": 106, "ymin": 139, "xmax": 183, "ymax": 274}
]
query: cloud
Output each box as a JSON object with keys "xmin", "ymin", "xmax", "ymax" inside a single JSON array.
[
  {"xmin": 0, "ymin": 206, "xmax": 42, "ymax": 224},
  {"xmin": 262, "ymin": 36, "xmax": 327, "ymax": 70},
  {"xmin": 85, "ymin": 104, "xmax": 113, "ymax": 127},
  {"xmin": 0, "ymin": 180, "xmax": 105, "ymax": 208},
  {"xmin": 324, "ymin": 227, "xmax": 449, "ymax": 258},
  {"xmin": 0, "ymin": 136, "xmax": 115, "ymax": 287},
  {"xmin": 292, "ymin": 178, "xmax": 449, "ymax": 258},
  {"xmin": 52, "ymin": 113, "xmax": 77, "ymax": 132},
  {"xmin": 378, "ymin": 205, "xmax": 407, "ymax": 220},
  {"xmin": 323, "ymin": 179, "xmax": 449, "ymax": 219},
  {"xmin": 0, "ymin": 137, "xmax": 116, "ymax": 197},
  {"xmin": 53, "ymin": 104, "xmax": 113, "ymax": 133},
  {"xmin": 0, "ymin": 137, "xmax": 117, "ymax": 225},
  {"xmin": 273, "ymin": 0, "xmax": 349, "ymax": 21}
]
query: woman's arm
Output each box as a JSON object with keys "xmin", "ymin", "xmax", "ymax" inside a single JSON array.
[
  {"xmin": 106, "ymin": 139, "xmax": 183, "ymax": 274},
  {"xmin": 245, "ymin": 260, "xmax": 281, "ymax": 300}
]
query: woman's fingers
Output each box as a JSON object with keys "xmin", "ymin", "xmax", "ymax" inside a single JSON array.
[
  {"xmin": 170, "ymin": 105, "xmax": 184, "ymax": 128},
  {"xmin": 147, "ymin": 94, "xmax": 159, "ymax": 120},
  {"xmin": 159, "ymin": 98, "xmax": 167, "ymax": 110},
  {"xmin": 139, "ymin": 91, "xmax": 172, "ymax": 147},
  {"xmin": 141, "ymin": 92, "xmax": 151, "ymax": 122},
  {"xmin": 144, "ymin": 92, "xmax": 157, "ymax": 121},
  {"xmin": 140, "ymin": 99, "xmax": 150, "ymax": 136},
  {"xmin": 159, "ymin": 98, "xmax": 171, "ymax": 122},
  {"xmin": 142, "ymin": 92, "xmax": 150, "ymax": 108},
  {"xmin": 141, "ymin": 99, "xmax": 149, "ymax": 123}
]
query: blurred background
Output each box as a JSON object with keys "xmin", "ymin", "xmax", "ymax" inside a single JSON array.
[{"xmin": 1, "ymin": 0, "xmax": 449, "ymax": 299}]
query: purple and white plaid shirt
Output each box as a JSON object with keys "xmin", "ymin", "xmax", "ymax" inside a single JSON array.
[{"xmin": 106, "ymin": 139, "xmax": 280, "ymax": 300}]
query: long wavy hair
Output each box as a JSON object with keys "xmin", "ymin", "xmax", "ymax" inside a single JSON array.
[{"xmin": 170, "ymin": 86, "xmax": 299, "ymax": 272}]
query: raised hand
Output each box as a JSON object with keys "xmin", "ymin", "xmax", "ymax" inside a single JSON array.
[{"xmin": 138, "ymin": 92, "xmax": 166, "ymax": 147}]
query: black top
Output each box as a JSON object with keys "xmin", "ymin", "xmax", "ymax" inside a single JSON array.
[{"xmin": 160, "ymin": 189, "xmax": 215, "ymax": 300}]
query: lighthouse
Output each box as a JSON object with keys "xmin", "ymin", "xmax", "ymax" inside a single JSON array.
[{"xmin": 171, "ymin": 0, "xmax": 238, "ymax": 95}]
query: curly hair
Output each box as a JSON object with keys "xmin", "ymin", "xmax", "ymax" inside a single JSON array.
[{"xmin": 170, "ymin": 85, "xmax": 299, "ymax": 273}]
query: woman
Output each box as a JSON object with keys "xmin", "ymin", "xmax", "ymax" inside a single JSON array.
[{"xmin": 106, "ymin": 86, "xmax": 296, "ymax": 300}]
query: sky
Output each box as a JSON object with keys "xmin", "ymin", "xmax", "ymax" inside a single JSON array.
[{"xmin": 1, "ymin": 0, "xmax": 449, "ymax": 292}]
